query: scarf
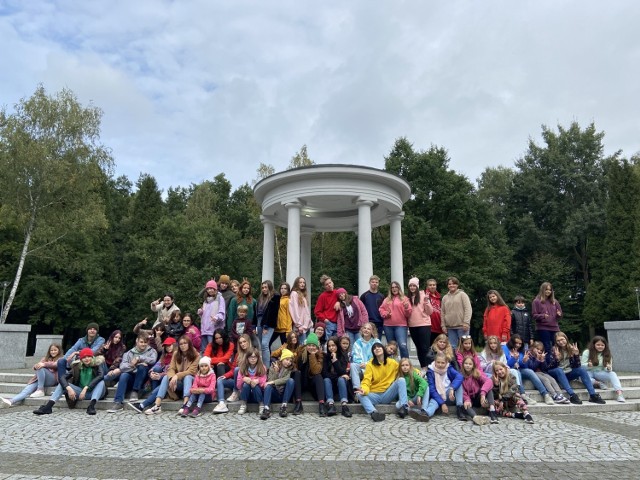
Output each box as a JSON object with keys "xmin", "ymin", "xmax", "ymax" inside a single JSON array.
[{"xmin": 432, "ymin": 363, "xmax": 449, "ymax": 398}]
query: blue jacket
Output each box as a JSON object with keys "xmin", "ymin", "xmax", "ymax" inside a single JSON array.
[
  {"xmin": 64, "ymin": 335, "xmax": 105, "ymax": 360},
  {"xmin": 427, "ymin": 364, "xmax": 463, "ymax": 406}
]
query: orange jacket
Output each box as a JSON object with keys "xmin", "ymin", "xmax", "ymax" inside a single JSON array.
[{"xmin": 483, "ymin": 305, "xmax": 511, "ymax": 342}]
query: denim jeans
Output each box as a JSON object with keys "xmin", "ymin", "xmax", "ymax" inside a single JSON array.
[
  {"xmin": 548, "ymin": 368, "xmax": 576, "ymax": 395},
  {"xmin": 240, "ymin": 383, "xmax": 264, "ymax": 403},
  {"xmin": 113, "ymin": 367, "xmax": 149, "ymax": 403},
  {"xmin": 324, "ymin": 321, "xmax": 338, "ymax": 338},
  {"xmin": 324, "ymin": 377, "xmax": 349, "ymax": 403},
  {"xmin": 141, "ymin": 374, "xmax": 194, "ymax": 408},
  {"xmin": 537, "ymin": 330, "xmax": 556, "ymax": 356},
  {"xmin": 51, "ymin": 381, "xmax": 105, "ymax": 403},
  {"xmin": 357, "ymin": 378, "xmax": 408, "ymax": 414},
  {"xmin": 383, "ymin": 325, "xmax": 409, "ymax": 359},
  {"xmin": 520, "ymin": 368, "xmax": 548, "ymax": 395},
  {"xmin": 350, "ymin": 363, "xmax": 365, "ymax": 389},
  {"xmin": 344, "ymin": 331, "xmax": 360, "ymax": 345},
  {"xmin": 200, "ymin": 335, "xmax": 213, "ymax": 354},
  {"xmin": 564, "ymin": 367, "xmax": 596, "ymax": 395},
  {"xmin": 446, "ymin": 328, "xmax": 466, "ymax": 351},
  {"xmin": 257, "ymin": 326, "xmax": 274, "ymax": 368},
  {"xmin": 216, "ymin": 377, "xmax": 236, "ymax": 401},
  {"xmin": 589, "ymin": 370, "xmax": 622, "ymax": 391},
  {"xmin": 188, "ymin": 393, "xmax": 213, "ymax": 408},
  {"xmin": 264, "ymin": 379, "xmax": 295, "ymax": 406},
  {"xmin": 11, "ymin": 368, "xmax": 58, "ymax": 403},
  {"xmin": 425, "ymin": 386, "xmax": 463, "ymax": 416},
  {"xmin": 298, "ymin": 331, "xmax": 308, "ymax": 344},
  {"xmin": 398, "ymin": 388, "xmax": 430, "ymax": 412}
]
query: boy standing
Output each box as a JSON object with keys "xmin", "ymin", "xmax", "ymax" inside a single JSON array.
[
  {"xmin": 359, "ymin": 275, "xmax": 385, "ymax": 339},
  {"xmin": 511, "ymin": 295, "xmax": 535, "ymax": 348}
]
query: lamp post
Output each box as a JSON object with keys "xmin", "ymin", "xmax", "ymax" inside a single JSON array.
[
  {"xmin": 635, "ymin": 287, "xmax": 640, "ymax": 321},
  {"xmin": 1, "ymin": 281, "xmax": 9, "ymax": 316}
]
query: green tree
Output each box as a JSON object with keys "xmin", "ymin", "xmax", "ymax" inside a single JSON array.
[{"xmin": 0, "ymin": 86, "xmax": 113, "ymax": 323}]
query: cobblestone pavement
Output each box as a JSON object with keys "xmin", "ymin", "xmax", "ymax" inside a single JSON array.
[{"xmin": 1, "ymin": 406, "xmax": 639, "ymax": 479}]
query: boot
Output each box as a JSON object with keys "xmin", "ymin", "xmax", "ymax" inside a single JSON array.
[
  {"xmin": 341, "ymin": 404, "xmax": 352, "ymax": 418},
  {"xmin": 33, "ymin": 400, "xmax": 55, "ymax": 415},
  {"xmin": 292, "ymin": 400, "xmax": 303, "ymax": 415},
  {"xmin": 318, "ymin": 402, "xmax": 327, "ymax": 417},
  {"xmin": 325, "ymin": 402, "xmax": 337, "ymax": 416},
  {"xmin": 456, "ymin": 406, "xmax": 468, "ymax": 421},
  {"xmin": 86, "ymin": 400, "xmax": 97, "ymax": 415}
]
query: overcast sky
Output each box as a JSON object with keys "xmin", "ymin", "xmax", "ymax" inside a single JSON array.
[{"xmin": 1, "ymin": 1, "xmax": 638, "ymax": 193}]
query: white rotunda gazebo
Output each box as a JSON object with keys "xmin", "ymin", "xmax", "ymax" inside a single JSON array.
[{"xmin": 253, "ymin": 165, "xmax": 411, "ymax": 295}]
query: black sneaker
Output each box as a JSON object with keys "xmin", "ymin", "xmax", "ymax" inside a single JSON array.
[
  {"xmin": 33, "ymin": 401, "xmax": 54, "ymax": 415},
  {"xmin": 326, "ymin": 402, "xmax": 337, "ymax": 417},
  {"xmin": 396, "ymin": 405, "xmax": 409, "ymax": 419},
  {"xmin": 370, "ymin": 411, "xmax": 385, "ymax": 422},
  {"xmin": 456, "ymin": 406, "xmax": 468, "ymax": 421},
  {"xmin": 589, "ymin": 393, "xmax": 606, "ymax": 405},
  {"xmin": 489, "ymin": 411, "xmax": 499, "ymax": 424},
  {"xmin": 126, "ymin": 402, "xmax": 144, "ymax": 414},
  {"xmin": 279, "ymin": 405, "xmax": 288, "ymax": 418},
  {"xmin": 408, "ymin": 409, "xmax": 430, "ymax": 422},
  {"xmin": 260, "ymin": 407, "xmax": 271, "ymax": 420},
  {"xmin": 86, "ymin": 403, "xmax": 97, "ymax": 415},
  {"xmin": 341, "ymin": 405, "xmax": 352, "ymax": 418},
  {"xmin": 569, "ymin": 393, "xmax": 582, "ymax": 405},
  {"xmin": 524, "ymin": 413, "xmax": 534, "ymax": 424}
]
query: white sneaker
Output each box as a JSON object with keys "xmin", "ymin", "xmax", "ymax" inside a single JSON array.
[
  {"xmin": 213, "ymin": 401, "xmax": 229, "ymax": 414},
  {"xmin": 0, "ymin": 397, "xmax": 12, "ymax": 407},
  {"xmin": 258, "ymin": 404, "xmax": 264, "ymax": 415},
  {"xmin": 237, "ymin": 402, "xmax": 247, "ymax": 415},
  {"xmin": 617, "ymin": 394, "xmax": 626, "ymax": 403},
  {"xmin": 522, "ymin": 393, "xmax": 537, "ymax": 405},
  {"xmin": 226, "ymin": 391, "xmax": 239, "ymax": 402},
  {"xmin": 29, "ymin": 390, "xmax": 45, "ymax": 399},
  {"xmin": 543, "ymin": 393, "xmax": 554, "ymax": 405},
  {"xmin": 145, "ymin": 404, "xmax": 162, "ymax": 415}
]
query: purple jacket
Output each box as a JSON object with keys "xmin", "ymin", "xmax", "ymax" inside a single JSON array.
[{"xmin": 531, "ymin": 298, "xmax": 562, "ymax": 331}]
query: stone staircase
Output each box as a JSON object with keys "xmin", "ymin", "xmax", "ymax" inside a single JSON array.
[{"xmin": 1, "ymin": 365, "xmax": 640, "ymax": 415}]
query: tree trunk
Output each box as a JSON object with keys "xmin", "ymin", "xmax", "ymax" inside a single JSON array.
[{"xmin": 0, "ymin": 211, "xmax": 34, "ymax": 324}]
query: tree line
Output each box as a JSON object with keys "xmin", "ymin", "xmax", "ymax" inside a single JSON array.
[{"xmin": 1, "ymin": 86, "xmax": 639, "ymax": 345}]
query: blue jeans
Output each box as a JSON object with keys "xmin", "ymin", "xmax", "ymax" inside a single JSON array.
[
  {"xmin": 350, "ymin": 363, "xmax": 365, "ymax": 389},
  {"xmin": 565, "ymin": 367, "xmax": 596, "ymax": 395},
  {"xmin": 141, "ymin": 374, "xmax": 194, "ymax": 408},
  {"xmin": 113, "ymin": 367, "xmax": 149, "ymax": 403},
  {"xmin": 216, "ymin": 377, "xmax": 236, "ymax": 401},
  {"xmin": 357, "ymin": 378, "xmax": 408, "ymax": 414},
  {"xmin": 240, "ymin": 383, "xmax": 264, "ymax": 404},
  {"xmin": 188, "ymin": 393, "xmax": 213, "ymax": 408},
  {"xmin": 399, "ymin": 389, "xmax": 429, "ymax": 412},
  {"xmin": 257, "ymin": 326, "xmax": 274, "ymax": 368},
  {"xmin": 298, "ymin": 331, "xmax": 308, "ymax": 344},
  {"xmin": 520, "ymin": 368, "xmax": 548, "ymax": 395},
  {"xmin": 537, "ymin": 330, "xmax": 556, "ymax": 356},
  {"xmin": 324, "ymin": 377, "xmax": 349, "ymax": 403},
  {"xmin": 11, "ymin": 368, "xmax": 58, "ymax": 403},
  {"xmin": 264, "ymin": 379, "xmax": 295, "ymax": 406},
  {"xmin": 548, "ymin": 368, "xmax": 577, "ymax": 395},
  {"xmin": 589, "ymin": 370, "xmax": 622, "ymax": 391},
  {"xmin": 324, "ymin": 321, "xmax": 338, "ymax": 338},
  {"xmin": 383, "ymin": 325, "xmax": 409, "ymax": 359},
  {"xmin": 425, "ymin": 385, "xmax": 463, "ymax": 416},
  {"xmin": 344, "ymin": 331, "xmax": 361, "ymax": 345},
  {"xmin": 51, "ymin": 381, "xmax": 105, "ymax": 403},
  {"xmin": 446, "ymin": 328, "xmax": 466, "ymax": 350},
  {"xmin": 200, "ymin": 335, "xmax": 213, "ymax": 354}
]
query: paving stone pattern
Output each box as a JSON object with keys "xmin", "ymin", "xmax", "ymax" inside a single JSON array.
[{"xmin": 1, "ymin": 407, "xmax": 640, "ymax": 479}]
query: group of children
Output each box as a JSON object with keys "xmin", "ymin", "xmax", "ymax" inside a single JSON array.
[{"xmin": 0, "ymin": 278, "xmax": 624, "ymax": 425}]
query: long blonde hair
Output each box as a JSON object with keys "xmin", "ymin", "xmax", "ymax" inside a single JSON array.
[
  {"xmin": 431, "ymin": 334, "xmax": 455, "ymax": 363},
  {"xmin": 397, "ymin": 358, "xmax": 416, "ymax": 392},
  {"xmin": 492, "ymin": 361, "xmax": 511, "ymax": 396}
]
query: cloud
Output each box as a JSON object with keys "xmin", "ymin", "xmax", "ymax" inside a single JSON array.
[{"xmin": 1, "ymin": 0, "xmax": 638, "ymax": 194}]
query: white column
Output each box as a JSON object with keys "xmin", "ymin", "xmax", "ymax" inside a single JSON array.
[
  {"xmin": 285, "ymin": 202, "xmax": 302, "ymax": 285},
  {"xmin": 260, "ymin": 216, "xmax": 275, "ymax": 282},
  {"xmin": 389, "ymin": 212, "xmax": 405, "ymax": 287},
  {"xmin": 300, "ymin": 229, "xmax": 313, "ymax": 303},
  {"xmin": 357, "ymin": 199, "xmax": 374, "ymax": 296}
]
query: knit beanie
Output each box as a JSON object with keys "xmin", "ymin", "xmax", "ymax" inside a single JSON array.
[
  {"xmin": 280, "ymin": 349, "xmax": 294, "ymax": 361},
  {"xmin": 86, "ymin": 322, "xmax": 99, "ymax": 332},
  {"xmin": 205, "ymin": 280, "xmax": 218, "ymax": 290},
  {"xmin": 199, "ymin": 356, "xmax": 212, "ymax": 367},
  {"xmin": 79, "ymin": 348, "xmax": 94, "ymax": 359},
  {"xmin": 314, "ymin": 322, "xmax": 326, "ymax": 331},
  {"xmin": 335, "ymin": 288, "xmax": 347, "ymax": 297},
  {"xmin": 408, "ymin": 277, "xmax": 420, "ymax": 288},
  {"xmin": 305, "ymin": 333, "xmax": 320, "ymax": 347},
  {"xmin": 218, "ymin": 275, "xmax": 231, "ymax": 284}
]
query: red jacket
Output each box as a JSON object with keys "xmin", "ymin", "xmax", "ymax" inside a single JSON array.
[
  {"xmin": 483, "ymin": 305, "xmax": 511, "ymax": 342},
  {"xmin": 204, "ymin": 342, "xmax": 235, "ymax": 367},
  {"xmin": 190, "ymin": 372, "xmax": 216, "ymax": 396},
  {"xmin": 314, "ymin": 290, "xmax": 339, "ymax": 323}
]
